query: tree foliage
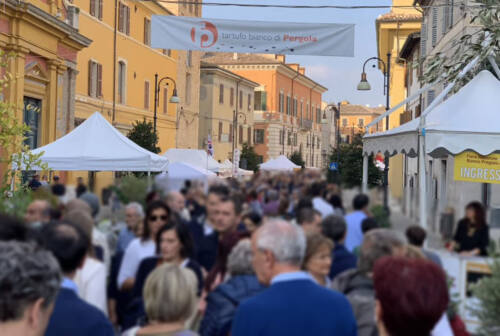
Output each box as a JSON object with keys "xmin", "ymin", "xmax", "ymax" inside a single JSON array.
[
  {"xmin": 289, "ymin": 151, "xmax": 305, "ymax": 168},
  {"xmin": 328, "ymin": 134, "xmax": 382, "ymax": 188},
  {"xmin": 127, "ymin": 118, "xmax": 160, "ymax": 154},
  {"xmin": 472, "ymin": 258, "xmax": 500, "ymax": 336},
  {"xmin": 240, "ymin": 142, "xmax": 260, "ymax": 172},
  {"xmin": 423, "ymin": 0, "xmax": 500, "ymax": 90},
  {"xmin": 0, "ymin": 50, "xmax": 49, "ymax": 218}
]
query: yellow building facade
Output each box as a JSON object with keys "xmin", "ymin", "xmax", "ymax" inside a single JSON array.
[
  {"xmin": 0, "ymin": 0, "xmax": 90, "ymax": 179},
  {"xmin": 376, "ymin": 0, "xmax": 421, "ymax": 200},
  {"xmin": 69, "ymin": 0, "xmax": 179, "ymax": 192},
  {"xmin": 199, "ymin": 63, "xmax": 258, "ymax": 163}
]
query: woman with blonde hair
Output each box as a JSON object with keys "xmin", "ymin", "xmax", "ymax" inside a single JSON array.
[{"xmin": 124, "ymin": 264, "xmax": 198, "ymax": 336}]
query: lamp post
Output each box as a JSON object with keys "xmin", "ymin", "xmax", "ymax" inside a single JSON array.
[
  {"xmin": 154, "ymin": 73, "xmax": 180, "ymax": 134},
  {"xmin": 232, "ymin": 110, "xmax": 247, "ymax": 175},
  {"xmin": 357, "ymin": 53, "xmax": 391, "ymax": 213}
]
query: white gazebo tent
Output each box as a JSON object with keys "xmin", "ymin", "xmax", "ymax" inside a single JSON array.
[
  {"xmin": 22, "ymin": 112, "xmax": 168, "ymax": 171},
  {"xmin": 259, "ymin": 155, "xmax": 300, "ymax": 171},
  {"xmin": 163, "ymin": 149, "xmax": 221, "ymax": 172},
  {"xmin": 362, "ymin": 70, "xmax": 500, "ymax": 230},
  {"xmin": 155, "ymin": 161, "xmax": 215, "ymax": 192}
]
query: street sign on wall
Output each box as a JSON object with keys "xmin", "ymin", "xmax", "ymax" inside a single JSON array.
[
  {"xmin": 152, "ymin": 16, "xmax": 355, "ymax": 57},
  {"xmin": 454, "ymin": 151, "xmax": 500, "ymax": 184}
]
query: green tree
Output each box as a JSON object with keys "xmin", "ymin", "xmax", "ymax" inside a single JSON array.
[
  {"xmin": 472, "ymin": 258, "xmax": 500, "ymax": 336},
  {"xmin": 127, "ymin": 118, "xmax": 160, "ymax": 154},
  {"xmin": 0, "ymin": 50, "xmax": 49, "ymax": 218},
  {"xmin": 328, "ymin": 134, "xmax": 382, "ymax": 188},
  {"xmin": 423, "ymin": 0, "xmax": 500, "ymax": 90},
  {"xmin": 240, "ymin": 142, "xmax": 260, "ymax": 172},
  {"xmin": 289, "ymin": 151, "xmax": 305, "ymax": 168}
]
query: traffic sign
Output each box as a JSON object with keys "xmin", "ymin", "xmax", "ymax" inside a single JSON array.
[{"xmin": 329, "ymin": 162, "xmax": 338, "ymax": 171}]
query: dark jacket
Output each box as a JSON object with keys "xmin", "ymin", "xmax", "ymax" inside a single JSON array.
[
  {"xmin": 232, "ymin": 279, "xmax": 357, "ymax": 336},
  {"xmin": 454, "ymin": 219, "xmax": 490, "ymax": 256},
  {"xmin": 331, "ymin": 269, "xmax": 377, "ymax": 336},
  {"xmin": 201, "ymin": 275, "xmax": 264, "ymax": 336},
  {"xmin": 45, "ymin": 288, "xmax": 114, "ymax": 336},
  {"xmin": 188, "ymin": 218, "xmax": 218, "ymax": 271},
  {"xmin": 330, "ymin": 243, "xmax": 358, "ymax": 279}
]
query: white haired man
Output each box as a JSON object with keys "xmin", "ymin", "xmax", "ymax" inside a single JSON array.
[
  {"xmin": 165, "ymin": 191, "xmax": 190, "ymax": 221},
  {"xmin": 116, "ymin": 202, "xmax": 144, "ymax": 254},
  {"xmin": 231, "ymin": 219, "xmax": 357, "ymax": 336}
]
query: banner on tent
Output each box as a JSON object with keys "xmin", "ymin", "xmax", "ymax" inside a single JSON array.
[
  {"xmin": 151, "ymin": 16, "xmax": 355, "ymax": 57},
  {"xmin": 454, "ymin": 151, "xmax": 500, "ymax": 184}
]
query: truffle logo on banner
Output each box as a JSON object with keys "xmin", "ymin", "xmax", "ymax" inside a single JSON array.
[{"xmin": 190, "ymin": 21, "xmax": 218, "ymax": 48}]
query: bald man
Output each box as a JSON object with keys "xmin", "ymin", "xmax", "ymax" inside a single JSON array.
[{"xmin": 24, "ymin": 200, "xmax": 51, "ymax": 228}]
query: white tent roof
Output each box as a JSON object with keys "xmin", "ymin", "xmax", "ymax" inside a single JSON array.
[
  {"xmin": 163, "ymin": 149, "xmax": 221, "ymax": 172},
  {"xmin": 25, "ymin": 112, "xmax": 168, "ymax": 171},
  {"xmin": 363, "ymin": 71, "xmax": 500, "ymax": 158},
  {"xmin": 259, "ymin": 155, "xmax": 300, "ymax": 171},
  {"xmin": 155, "ymin": 162, "xmax": 215, "ymax": 192}
]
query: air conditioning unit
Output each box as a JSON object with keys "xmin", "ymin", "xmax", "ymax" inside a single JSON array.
[{"xmin": 67, "ymin": 5, "xmax": 80, "ymax": 30}]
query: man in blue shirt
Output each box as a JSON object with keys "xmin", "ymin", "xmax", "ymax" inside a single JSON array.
[
  {"xmin": 41, "ymin": 221, "xmax": 114, "ymax": 336},
  {"xmin": 322, "ymin": 215, "xmax": 357, "ymax": 279},
  {"xmin": 344, "ymin": 194, "xmax": 370, "ymax": 252},
  {"xmin": 231, "ymin": 219, "xmax": 357, "ymax": 336}
]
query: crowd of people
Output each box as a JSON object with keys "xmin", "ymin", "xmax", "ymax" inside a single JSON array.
[{"xmin": 1, "ymin": 169, "xmax": 489, "ymax": 336}]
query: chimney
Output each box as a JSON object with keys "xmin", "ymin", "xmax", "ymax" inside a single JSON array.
[
  {"xmin": 67, "ymin": 5, "xmax": 80, "ymax": 29},
  {"xmin": 276, "ymin": 54, "xmax": 286, "ymax": 63},
  {"xmin": 298, "ymin": 67, "xmax": 305, "ymax": 75},
  {"xmin": 233, "ymin": 53, "xmax": 238, "ymax": 60}
]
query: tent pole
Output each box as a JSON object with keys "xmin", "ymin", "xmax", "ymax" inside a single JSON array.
[
  {"xmin": 362, "ymin": 154, "xmax": 368, "ymax": 194},
  {"xmin": 10, "ymin": 170, "xmax": 15, "ymax": 192},
  {"xmin": 147, "ymin": 171, "xmax": 151, "ymax": 190},
  {"xmin": 488, "ymin": 55, "xmax": 500, "ymax": 79},
  {"xmin": 418, "ymin": 117, "xmax": 427, "ymax": 232}
]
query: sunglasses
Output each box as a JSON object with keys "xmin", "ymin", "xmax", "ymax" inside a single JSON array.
[{"xmin": 149, "ymin": 215, "xmax": 167, "ymax": 221}]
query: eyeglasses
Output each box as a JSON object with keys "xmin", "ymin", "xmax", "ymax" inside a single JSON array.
[{"xmin": 149, "ymin": 215, "xmax": 167, "ymax": 221}]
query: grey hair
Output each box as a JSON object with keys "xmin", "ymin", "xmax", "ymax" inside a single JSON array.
[
  {"xmin": 256, "ymin": 219, "xmax": 306, "ymax": 266},
  {"xmin": 125, "ymin": 202, "xmax": 144, "ymax": 218},
  {"xmin": 358, "ymin": 228, "xmax": 405, "ymax": 274},
  {"xmin": 0, "ymin": 241, "xmax": 61, "ymax": 322},
  {"xmin": 227, "ymin": 239, "xmax": 254, "ymax": 276}
]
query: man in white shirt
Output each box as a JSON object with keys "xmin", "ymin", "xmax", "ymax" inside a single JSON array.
[{"xmin": 309, "ymin": 182, "xmax": 335, "ymax": 218}]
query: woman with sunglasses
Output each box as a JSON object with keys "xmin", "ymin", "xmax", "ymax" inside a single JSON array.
[{"xmin": 118, "ymin": 200, "xmax": 170, "ymax": 291}]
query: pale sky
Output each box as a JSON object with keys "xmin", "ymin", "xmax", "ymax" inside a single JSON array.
[{"xmin": 202, "ymin": 0, "xmax": 392, "ymax": 107}]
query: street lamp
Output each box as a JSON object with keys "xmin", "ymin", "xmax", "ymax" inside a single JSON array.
[
  {"xmin": 154, "ymin": 73, "xmax": 179, "ymax": 133},
  {"xmin": 357, "ymin": 53, "xmax": 391, "ymax": 213}
]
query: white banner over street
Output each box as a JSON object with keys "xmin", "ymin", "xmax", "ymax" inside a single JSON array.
[{"xmin": 151, "ymin": 16, "xmax": 355, "ymax": 57}]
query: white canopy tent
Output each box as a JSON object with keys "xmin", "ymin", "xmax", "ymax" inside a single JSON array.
[
  {"xmin": 219, "ymin": 159, "xmax": 254, "ymax": 177},
  {"xmin": 163, "ymin": 149, "xmax": 221, "ymax": 172},
  {"xmin": 364, "ymin": 71, "xmax": 500, "ymax": 159},
  {"xmin": 259, "ymin": 155, "xmax": 300, "ymax": 171},
  {"xmin": 362, "ymin": 70, "xmax": 500, "ymax": 231},
  {"xmin": 20, "ymin": 112, "xmax": 168, "ymax": 171},
  {"xmin": 155, "ymin": 162, "xmax": 215, "ymax": 192}
]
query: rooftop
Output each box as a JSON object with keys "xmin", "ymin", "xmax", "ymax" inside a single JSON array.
[
  {"xmin": 376, "ymin": 11, "xmax": 422, "ymax": 22},
  {"xmin": 339, "ymin": 104, "xmax": 386, "ymax": 116}
]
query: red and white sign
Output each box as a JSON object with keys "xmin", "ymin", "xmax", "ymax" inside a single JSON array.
[{"xmin": 152, "ymin": 16, "xmax": 355, "ymax": 57}]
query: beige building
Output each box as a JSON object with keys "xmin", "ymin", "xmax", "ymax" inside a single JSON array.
[
  {"xmin": 199, "ymin": 62, "xmax": 259, "ymax": 163},
  {"xmin": 339, "ymin": 103, "xmax": 385, "ymax": 144}
]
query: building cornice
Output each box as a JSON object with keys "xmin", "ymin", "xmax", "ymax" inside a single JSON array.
[{"xmin": 201, "ymin": 63, "xmax": 260, "ymax": 88}]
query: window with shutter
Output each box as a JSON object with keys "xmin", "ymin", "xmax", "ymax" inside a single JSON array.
[
  {"xmin": 229, "ymin": 124, "xmax": 233, "ymax": 142},
  {"xmin": 219, "ymin": 84, "xmax": 224, "ymax": 104},
  {"xmin": 126, "ymin": 6, "xmax": 130, "ymax": 35},
  {"xmin": 218, "ymin": 122, "xmax": 222, "ymax": 141},
  {"xmin": 431, "ymin": 8, "xmax": 438, "ymax": 46},
  {"xmin": 279, "ymin": 130, "xmax": 283, "ymax": 145},
  {"xmin": 187, "ymin": 51, "xmax": 192, "ymax": 67},
  {"xmin": 239, "ymin": 90, "xmax": 243, "ymax": 109},
  {"xmin": 230, "ymin": 88, "xmax": 234, "ymax": 106},
  {"xmin": 428, "ymin": 90, "xmax": 435, "ymax": 106},
  {"xmin": 247, "ymin": 93, "xmax": 251, "ymax": 111},
  {"xmin": 90, "ymin": 0, "xmax": 95, "ymax": 16},
  {"xmin": 163, "ymin": 87, "xmax": 168, "ymax": 114},
  {"xmin": 118, "ymin": 61, "xmax": 126, "ymax": 104},
  {"xmin": 420, "ymin": 22, "xmax": 427, "ymax": 59},
  {"xmin": 239, "ymin": 126, "xmax": 243, "ymax": 144},
  {"xmin": 450, "ymin": 0, "xmax": 454, "ymax": 28},
  {"xmin": 300, "ymin": 101, "xmax": 303, "ymax": 118},
  {"xmin": 97, "ymin": 64, "xmax": 102, "ymax": 97},
  {"xmin": 279, "ymin": 91, "xmax": 284, "ymax": 113},
  {"xmin": 144, "ymin": 18, "xmax": 151, "ymax": 46},
  {"xmin": 144, "ymin": 81, "xmax": 150, "ymax": 110},
  {"xmin": 247, "ymin": 127, "xmax": 251, "ymax": 145},
  {"xmin": 118, "ymin": 3, "xmax": 124, "ymax": 33},
  {"xmin": 443, "ymin": 0, "xmax": 450, "ymax": 33},
  {"xmin": 293, "ymin": 98, "xmax": 297, "ymax": 117},
  {"xmin": 98, "ymin": 0, "xmax": 103, "ymax": 20},
  {"xmin": 88, "ymin": 60, "xmax": 94, "ymax": 96}
]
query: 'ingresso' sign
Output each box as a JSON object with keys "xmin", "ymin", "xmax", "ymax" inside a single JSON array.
[{"xmin": 454, "ymin": 151, "xmax": 500, "ymax": 184}]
